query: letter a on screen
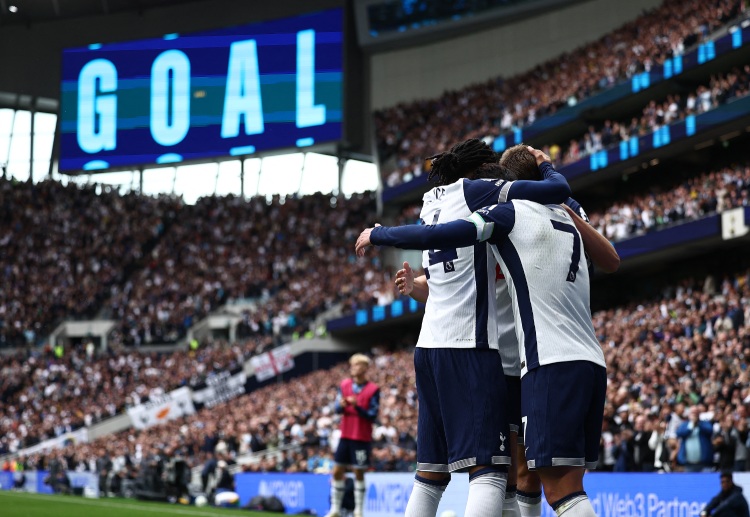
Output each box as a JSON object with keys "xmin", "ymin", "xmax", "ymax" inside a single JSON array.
[{"xmin": 222, "ymin": 40, "xmax": 264, "ymax": 138}]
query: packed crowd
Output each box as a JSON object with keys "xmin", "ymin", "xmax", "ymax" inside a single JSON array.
[
  {"xmin": 395, "ymin": 160, "xmax": 750, "ymax": 242},
  {"xmin": 0, "ymin": 336, "xmax": 273, "ymax": 452},
  {"xmin": 0, "ymin": 181, "xmax": 393, "ymax": 350},
  {"xmin": 6, "ymin": 264, "xmax": 750, "ymax": 487},
  {"xmin": 590, "ymin": 162, "xmax": 750, "ymax": 242},
  {"xmin": 594, "ymin": 268, "xmax": 750, "ymax": 472},
  {"xmin": 107, "ymin": 192, "xmax": 394, "ymax": 346},
  {"xmin": 375, "ymin": 0, "xmax": 743, "ymax": 186},
  {"xmin": 0, "ymin": 179, "xmax": 181, "ymax": 348},
  {"xmin": 543, "ymin": 66, "xmax": 750, "ymax": 167},
  {"xmin": 8, "ymin": 347, "xmax": 419, "ymax": 494}
]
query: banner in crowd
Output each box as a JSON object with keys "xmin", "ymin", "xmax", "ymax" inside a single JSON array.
[
  {"xmin": 16, "ymin": 427, "xmax": 90, "ymax": 457},
  {"xmin": 126, "ymin": 386, "xmax": 195, "ymax": 430},
  {"xmin": 192, "ymin": 368, "xmax": 247, "ymax": 408},
  {"xmin": 235, "ymin": 472, "xmax": 331, "ymax": 515},
  {"xmin": 250, "ymin": 345, "xmax": 295, "ymax": 382}
]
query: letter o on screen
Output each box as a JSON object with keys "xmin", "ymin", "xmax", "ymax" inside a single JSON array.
[{"xmin": 150, "ymin": 50, "xmax": 191, "ymax": 147}]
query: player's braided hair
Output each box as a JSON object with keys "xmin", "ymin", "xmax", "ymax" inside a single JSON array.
[{"xmin": 427, "ymin": 138, "xmax": 499, "ymax": 186}]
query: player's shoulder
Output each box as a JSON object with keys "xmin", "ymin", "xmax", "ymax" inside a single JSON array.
[
  {"xmin": 422, "ymin": 178, "xmax": 464, "ymax": 202},
  {"xmin": 462, "ymin": 177, "xmax": 508, "ymax": 192}
]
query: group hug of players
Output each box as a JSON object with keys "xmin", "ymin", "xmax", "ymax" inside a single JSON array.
[{"xmin": 327, "ymin": 139, "xmax": 619, "ymax": 517}]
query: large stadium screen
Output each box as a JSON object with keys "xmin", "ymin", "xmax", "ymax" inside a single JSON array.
[{"xmin": 59, "ymin": 8, "xmax": 343, "ymax": 172}]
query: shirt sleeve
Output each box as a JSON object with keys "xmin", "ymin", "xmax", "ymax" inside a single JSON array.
[
  {"xmin": 505, "ymin": 162, "xmax": 572, "ymax": 204},
  {"xmin": 465, "ymin": 202, "xmax": 516, "ymax": 244},
  {"xmin": 370, "ymin": 220, "xmax": 478, "ymax": 250},
  {"xmin": 463, "ymin": 178, "xmax": 507, "ymax": 212}
]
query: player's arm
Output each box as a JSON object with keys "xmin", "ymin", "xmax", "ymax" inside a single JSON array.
[
  {"xmin": 356, "ymin": 221, "xmax": 477, "ymax": 255},
  {"xmin": 561, "ymin": 204, "xmax": 620, "ymax": 273},
  {"xmin": 395, "ymin": 262, "xmax": 429, "ymax": 303},
  {"xmin": 334, "ymin": 388, "xmax": 346, "ymax": 414},
  {"xmin": 464, "ymin": 162, "xmax": 571, "ymax": 210},
  {"xmin": 354, "ymin": 388, "xmax": 380, "ymax": 421},
  {"xmin": 356, "ymin": 205, "xmax": 514, "ymax": 255},
  {"xmin": 463, "ymin": 148, "xmax": 570, "ymax": 210},
  {"xmin": 335, "ymin": 388, "xmax": 356, "ymax": 415},
  {"xmin": 503, "ymin": 161, "xmax": 572, "ymax": 204}
]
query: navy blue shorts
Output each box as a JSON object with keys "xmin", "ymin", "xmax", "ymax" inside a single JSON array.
[
  {"xmin": 334, "ymin": 438, "xmax": 371, "ymax": 469},
  {"xmin": 415, "ymin": 347, "xmax": 510, "ymax": 473},
  {"xmin": 521, "ymin": 361, "xmax": 606, "ymax": 470},
  {"xmin": 505, "ymin": 375, "xmax": 522, "ymax": 439}
]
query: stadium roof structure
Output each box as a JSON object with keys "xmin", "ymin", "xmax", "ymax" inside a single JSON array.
[{"xmin": 0, "ymin": 0, "xmax": 206, "ymax": 26}]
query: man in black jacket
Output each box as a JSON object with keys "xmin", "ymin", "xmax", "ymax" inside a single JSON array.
[{"xmin": 700, "ymin": 472, "xmax": 750, "ymax": 517}]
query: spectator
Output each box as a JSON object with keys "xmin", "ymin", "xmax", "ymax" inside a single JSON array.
[
  {"xmin": 713, "ymin": 415, "xmax": 740, "ymax": 471},
  {"xmin": 632, "ymin": 415, "xmax": 656, "ymax": 472},
  {"xmin": 676, "ymin": 406, "xmax": 714, "ymax": 471},
  {"xmin": 700, "ymin": 471, "xmax": 750, "ymax": 516}
]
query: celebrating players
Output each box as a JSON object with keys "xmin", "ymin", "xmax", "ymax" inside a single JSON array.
[
  {"xmin": 376, "ymin": 138, "xmax": 575, "ymax": 517},
  {"xmin": 357, "ymin": 196, "xmax": 615, "ymax": 517}
]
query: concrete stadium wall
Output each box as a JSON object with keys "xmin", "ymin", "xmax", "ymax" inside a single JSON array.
[{"xmin": 369, "ymin": 0, "xmax": 663, "ymax": 110}]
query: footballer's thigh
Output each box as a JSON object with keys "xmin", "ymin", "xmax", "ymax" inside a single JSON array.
[
  {"xmin": 434, "ymin": 348, "xmax": 511, "ymax": 472},
  {"xmin": 414, "ymin": 347, "xmax": 450, "ymax": 474},
  {"xmin": 521, "ymin": 361, "xmax": 606, "ymax": 471}
]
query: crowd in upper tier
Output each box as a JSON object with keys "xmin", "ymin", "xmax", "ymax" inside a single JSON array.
[
  {"xmin": 0, "ymin": 182, "xmax": 394, "ymax": 350},
  {"xmin": 375, "ymin": 0, "xmax": 743, "ymax": 187}
]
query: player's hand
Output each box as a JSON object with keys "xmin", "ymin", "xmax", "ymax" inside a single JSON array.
[
  {"xmin": 356, "ymin": 224, "xmax": 381, "ymax": 257},
  {"xmin": 395, "ymin": 261, "xmax": 415, "ymax": 295},
  {"xmin": 346, "ymin": 396, "xmax": 357, "ymax": 405},
  {"xmin": 526, "ymin": 146, "xmax": 551, "ymax": 166}
]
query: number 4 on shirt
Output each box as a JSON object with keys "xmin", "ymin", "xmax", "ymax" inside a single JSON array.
[{"xmin": 427, "ymin": 209, "xmax": 458, "ymax": 274}]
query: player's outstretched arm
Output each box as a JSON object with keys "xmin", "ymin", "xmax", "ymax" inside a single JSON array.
[
  {"xmin": 395, "ymin": 262, "xmax": 429, "ymax": 303},
  {"xmin": 356, "ymin": 221, "xmax": 477, "ymax": 257},
  {"xmin": 503, "ymin": 147, "xmax": 572, "ymax": 204},
  {"xmin": 562, "ymin": 204, "xmax": 620, "ymax": 273}
]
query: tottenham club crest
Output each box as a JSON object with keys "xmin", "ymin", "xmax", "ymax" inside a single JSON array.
[{"xmin": 499, "ymin": 432, "xmax": 506, "ymax": 452}]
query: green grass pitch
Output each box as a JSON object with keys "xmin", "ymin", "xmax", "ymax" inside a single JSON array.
[{"xmin": 0, "ymin": 491, "xmax": 277, "ymax": 517}]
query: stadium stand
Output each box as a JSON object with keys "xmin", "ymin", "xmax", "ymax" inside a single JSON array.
[
  {"xmin": 3, "ymin": 0, "xmax": 750, "ymax": 512},
  {"xmin": 374, "ymin": 0, "xmax": 743, "ymax": 186},
  {"xmin": 545, "ymin": 66, "xmax": 750, "ymax": 167},
  {"xmin": 589, "ymin": 163, "xmax": 750, "ymax": 242},
  {"xmin": 0, "ymin": 185, "xmax": 393, "ymax": 349},
  {"xmin": 106, "ymin": 192, "xmax": 393, "ymax": 346},
  {"xmin": 5, "ymin": 260, "xmax": 750, "ymax": 490},
  {"xmin": 395, "ymin": 159, "xmax": 750, "ymax": 242},
  {"xmin": 0, "ymin": 336, "xmax": 271, "ymax": 450},
  {"xmin": 0, "ymin": 179, "xmax": 181, "ymax": 349}
]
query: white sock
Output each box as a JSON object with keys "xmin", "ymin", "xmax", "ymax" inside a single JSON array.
[
  {"xmin": 354, "ymin": 480, "xmax": 366, "ymax": 515},
  {"xmin": 329, "ymin": 479, "xmax": 345, "ymax": 514},
  {"xmin": 464, "ymin": 469, "xmax": 507, "ymax": 517},
  {"xmin": 404, "ymin": 475, "xmax": 448, "ymax": 517},
  {"xmin": 518, "ymin": 490, "xmax": 542, "ymax": 517},
  {"xmin": 503, "ymin": 485, "xmax": 521, "ymax": 517},
  {"xmin": 554, "ymin": 493, "xmax": 595, "ymax": 517}
]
